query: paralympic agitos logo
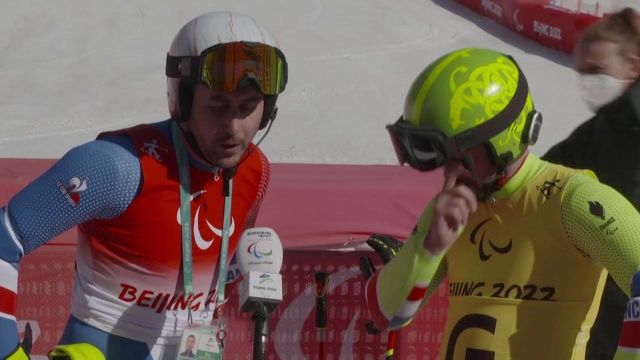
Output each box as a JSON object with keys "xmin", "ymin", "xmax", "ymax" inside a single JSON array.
[
  {"xmin": 470, "ymin": 218, "xmax": 512, "ymax": 261},
  {"xmin": 248, "ymin": 241, "xmax": 273, "ymax": 259}
]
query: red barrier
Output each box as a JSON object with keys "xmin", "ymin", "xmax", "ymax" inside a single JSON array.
[
  {"xmin": 2, "ymin": 158, "xmax": 448, "ymax": 358},
  {"xmin": 455, "ymin": 0, "xmax": 600, "ymax": 54},
  {"xmin": 17, "ymin": 246, "xmax": 448, "ymax": 359}
]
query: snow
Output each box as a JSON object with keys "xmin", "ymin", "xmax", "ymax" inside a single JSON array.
[{"xmin": 0, "ymin": 0, "xmax": 596, "ymax": 164}]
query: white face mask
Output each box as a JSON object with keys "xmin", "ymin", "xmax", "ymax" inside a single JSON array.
[{"xmin": 579, "ymin": 73, "xmax": 631, "ymax": 112}]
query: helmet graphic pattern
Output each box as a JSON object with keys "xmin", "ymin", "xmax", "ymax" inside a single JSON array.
[{"xmin": 403, "ymin": 48, "xmax": 535, "ymax": 167}]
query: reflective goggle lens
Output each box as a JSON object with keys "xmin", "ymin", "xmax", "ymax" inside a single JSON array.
[
  {"xmin": 200, "ymin": 42, "xmax": 287, "ymax": 95},
  {"xmin": 409, "ymin": 135, "xmax": 445, "ymax": 170},
  {"xmin": 386, "ymin": 120, "xmax": 449, "ymax": 171}
]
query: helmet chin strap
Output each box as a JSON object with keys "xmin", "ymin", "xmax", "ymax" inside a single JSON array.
[
  {"xmin": 478, "ymin": 171, "xmax": 507, "ymax": 202},
  {"xmin": 461, "ymin": 153, "xmax": 507, "ymax": 202},
  {"xmin": 175, "ymin": 116, "xmax": 274, "ymax": 172},
  {"xmin": 253, "ymin": 116, "xmax": 274, "ymax": 148},
  {"xmin": 179, "ymin": 126, "xmax": 239, "ymax": 183},
  {"xmin": 175, "ymin": 122, "xmax": 212, "ymax": 164}
]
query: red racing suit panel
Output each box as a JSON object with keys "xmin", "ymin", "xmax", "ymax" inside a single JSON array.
[{"xmin": 71, "ymin": 124, "xmax": 269, "ymax": 344}]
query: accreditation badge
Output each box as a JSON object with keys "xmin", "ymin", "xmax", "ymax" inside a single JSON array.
[{"xmin": 176, "ymin": 325, "xmax": 221, "ymax": 360}]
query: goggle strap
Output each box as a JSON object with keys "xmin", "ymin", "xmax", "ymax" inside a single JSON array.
[
  {"xmin": 166, "ymin": 54, "xmax": 201, "ymax": 81},
  {"xmin": 451, "ymin": 58, "xmax": 530, "ymax": 152}
]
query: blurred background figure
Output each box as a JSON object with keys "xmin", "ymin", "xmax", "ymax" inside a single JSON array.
[{"xmin": 543, "ymin": 7, "xmax": 640, "ymax": 360}]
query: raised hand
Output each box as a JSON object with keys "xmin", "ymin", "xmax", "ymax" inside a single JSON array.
[{"xmin": 424, "ymin": 174, "xmax": 478, "ymax": 256}]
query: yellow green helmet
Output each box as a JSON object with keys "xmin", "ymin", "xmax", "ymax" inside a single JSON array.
[{"xmin": 387, "ymin": 48, "xmax": 542, "ymax": 172}]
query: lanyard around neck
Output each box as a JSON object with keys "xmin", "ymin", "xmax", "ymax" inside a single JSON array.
[
  {"xmin": 171, "ymin": 122, "xmax": 233, "ymax": 307},
  {"xmin": 172, "ymin": 122, "xmax": 195, "ymax": 297},
  {"xmin": 216, "ymin": 175, "xmax": 233, "ymax": 307}
]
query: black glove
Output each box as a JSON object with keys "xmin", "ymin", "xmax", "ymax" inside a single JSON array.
[{"xmin": 359, "ymin": 233, "xmax": 403, "ymax": 334}]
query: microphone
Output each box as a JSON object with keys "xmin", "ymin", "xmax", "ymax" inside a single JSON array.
[{"xmin": 236, "ymin": 227, "xmax": 284, "ymax": 360}]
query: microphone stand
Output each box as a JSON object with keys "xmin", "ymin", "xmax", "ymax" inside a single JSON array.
[
  {"xmin": 237, "ymin": 227, "xmax": 284, "ymax": 360},
  {"xmin": 251, "ymin": 303, "xmax": 269, "ymax": 360}
]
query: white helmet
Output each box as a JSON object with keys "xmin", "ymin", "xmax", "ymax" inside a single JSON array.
[{"xmin": 166, "ymin": 11, "xmax": 287, "ymax": 129}]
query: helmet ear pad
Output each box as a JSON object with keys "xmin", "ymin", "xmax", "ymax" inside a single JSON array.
[
  {"xmin": 522, "ymin": 110, "xmax": 543, "ymax": 146},
  {"xmin": 489, "ymin": 109, "xmax": 543, "ymax": 167},
  {"xmin": 177, "ymin": 80, "xmax": 194, "ymax": 123},
  {"xmin": 260, "ymin": 95, "xmax": 278, "ymax": 130}
]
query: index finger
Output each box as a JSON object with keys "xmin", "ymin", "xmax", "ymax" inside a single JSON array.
[{"xmin": 450, "ymin": 183, "xmax": 479, "ymax": 214}]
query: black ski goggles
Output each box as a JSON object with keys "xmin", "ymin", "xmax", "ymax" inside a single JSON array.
[
  {"xmin": 386, "ymin": 120, "xmax": 464, "ymax": 172},
  {"xmin": 166, "ymin": 41, "xmax": 287, "ymax": 95},
  {"xmin": 387, "ymin": 59, "xmax": 530, "ymax": 172}
]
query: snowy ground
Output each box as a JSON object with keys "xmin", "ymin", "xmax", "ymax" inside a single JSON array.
[
  {"xmin": 0, "ymin": 0, "xmax": 600, "ymax": 164},
  {"xmin": 551, "ymin": 0, "xmax": 638, "ymax": 16}
]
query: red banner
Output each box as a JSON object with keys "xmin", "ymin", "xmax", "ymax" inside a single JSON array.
[{"xmin": 454, "ymin": 0, "xmax": 600, "ymax": 54}]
